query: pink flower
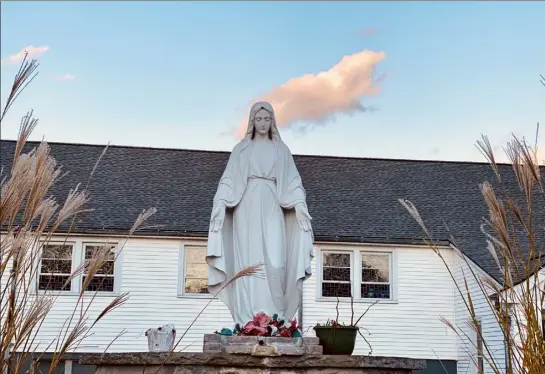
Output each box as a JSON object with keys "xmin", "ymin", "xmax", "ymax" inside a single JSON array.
[
  {"xmin": 242, "ymin": 321, "xmax": 268, "ymax": 336},
  {"xmin": 253, "ymin": 312, "xmax": 272, "ymax": 327}
]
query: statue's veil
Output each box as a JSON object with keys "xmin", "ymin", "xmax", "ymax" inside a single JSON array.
[{"xmin": 243, "ymin": 101, "xmax": 282, "ymax": 140}]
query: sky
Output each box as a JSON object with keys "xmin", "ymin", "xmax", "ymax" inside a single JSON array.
[{"xmin": 1, "ymin": 1, "xmax": 544, "ymax": 163}]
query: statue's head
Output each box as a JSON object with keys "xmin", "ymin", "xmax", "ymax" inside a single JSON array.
[{"xmin": 244, "ymin": 101, "xmax": 281, "ymax": 140}]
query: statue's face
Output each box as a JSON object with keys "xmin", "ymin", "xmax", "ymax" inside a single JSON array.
[{"xmin": 253, "ymin": 109, "xmax": 272, "ymax": 137}]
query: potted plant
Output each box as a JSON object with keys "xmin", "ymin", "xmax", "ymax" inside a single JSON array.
[{"xmin": 313, "ymin": 294, "xmax": 378, "ymax": 355}]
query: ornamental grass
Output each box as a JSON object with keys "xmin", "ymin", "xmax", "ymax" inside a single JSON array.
[{"xmin": 399, "ymin": 76, "xmax": 544, "ymax": 374}]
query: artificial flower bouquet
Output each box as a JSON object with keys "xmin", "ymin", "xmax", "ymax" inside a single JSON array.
[{"xmin": 216, "ymin": 312, "xmax": 302, "ymax": 338}]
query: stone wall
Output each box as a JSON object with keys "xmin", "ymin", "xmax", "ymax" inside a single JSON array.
[{"xmin": 80, "ymin": 352, "xmax": 426, "ymax": 374}]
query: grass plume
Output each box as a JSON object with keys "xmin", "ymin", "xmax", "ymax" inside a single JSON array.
[
  {"xmin": 399, "ymin": 117, "xmax": 545, "ymax": 373},
  {"xmin": 1, "ymin": 53, "xmax": 157, "ymax": 374}
]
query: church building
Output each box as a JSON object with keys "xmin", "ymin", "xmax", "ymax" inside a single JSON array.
[{"xmin": 3, "ymin": 139, "xmax": 541, "ymax": 374}]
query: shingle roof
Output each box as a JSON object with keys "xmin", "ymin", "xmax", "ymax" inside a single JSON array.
[{"xmin": 2, "ymin": 140, "xmax": 544, "ymax": 283}]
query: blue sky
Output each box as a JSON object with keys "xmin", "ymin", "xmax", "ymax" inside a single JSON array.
[{"xmin": 1, "ymin": 1, "xmax": 544, "ymax": 163}]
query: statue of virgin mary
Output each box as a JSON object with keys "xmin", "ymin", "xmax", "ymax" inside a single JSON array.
[{"xmin": 206, "ymin": 101, "xmax": 314, "ymax": 326}]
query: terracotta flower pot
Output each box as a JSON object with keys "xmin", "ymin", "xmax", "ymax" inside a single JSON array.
[{"xmin": 313, "ymin": 325, "xmax": 358, "ymax": 355}]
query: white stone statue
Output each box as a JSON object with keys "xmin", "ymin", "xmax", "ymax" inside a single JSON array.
[{"xmin": 206, "ymin": 101, "xmax": 314, "ymax": 326}]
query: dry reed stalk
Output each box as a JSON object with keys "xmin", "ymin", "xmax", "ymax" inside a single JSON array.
[
  {"xmin": 1, "ymin": 53, "xmax": 157, "ymax": 374},
  {"xmin": 399, "ymin": 121, "xmax": 544, "ymax": 374}
]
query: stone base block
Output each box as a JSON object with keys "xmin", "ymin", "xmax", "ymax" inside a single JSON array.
[
  {"xmin": 203, "ymin": 334, "xmax": 322, "ymax": 356},
  {"xmin": 80, "ymin": 352, "xmax": 427, "ymax": 374}
]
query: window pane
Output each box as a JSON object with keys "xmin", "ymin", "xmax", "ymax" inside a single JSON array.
[
  {"xmin": 83, "ymin": 276, "xmax": 114, "ymax": 292},
  {"xmin": 82, "ymin": 245, "xmax": 116, "ymax": 291},
  {"xmin": 184, "ymin": 247, "xmax": 208, "ymax": 294},
  {"xmin": 186, "ymin": 247, "xmax": 207, "ymax": 264},
  {"xmin": 361, "ymin": 283, "xmax": 390, "ymax": 299},
  {"xmin": 322, "ymin": 282, "xmax": 351, "ymax": 298},
  {"xmin": 94, "ymin": 261, "xmax": 114, "ymax": 275},
  {"xmin": 85, "ymin": 245, "xmax": 116, "ymax": 260},
  {"xmin": 323, "ymin": 267, "xmax": 351, "ymax": 281},
  {"xmin": 38, "ymin": 275, "xmax": 70, "ymax": 291},
  {"xmin": 362, "ymin": 268, "xmax": 390, "ymax": 283},
  {"xmin": 361, "ymin": 254, "xmax": 390, "ymax": 283},
  {"xmin": 323, "ymin": 253, "xmax": 350, "ymax": 267},
  {"xmin": 41, "ymin": 259, "xmax": 72, "ymax": 274},
  {"xmin": 40, "ymin": 244, "xmax": 73, "ymax": 291},
  {"xmin": 185, "ymin": 263, "xmax": 208, "ymax": 278},
  {"xmin": 42, "ymin": 244, "xmax": 72, "ymax": 259},
  {"xmin": 184, "ymin": 278, "xmax": 208, "ymax": 294}
]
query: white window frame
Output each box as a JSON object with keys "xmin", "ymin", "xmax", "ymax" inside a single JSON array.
[
  {"xmin": 80, "ymin": 241, "xmax": 122, "ymax": 295},
  {"xmin": 316, "ymin": 246, "xmax": 397, "ymax": 303},
  {"xmin": 360, "ymin": 251, "xmax": 393, "ymax": 300},
  {"xmin": 318, "ymin": 249, "xmax": 354, "ymax": 299},
  {"xmin": 34, "ymin": 238, "xmax": 122, "ymax": 295},
  {"xmin": 177, "ymin": 243, "xmax": 211, "ymax": 298},
  {"xmin": 37, "ymin": 241, "xmax": 77, "ymax": 292}
]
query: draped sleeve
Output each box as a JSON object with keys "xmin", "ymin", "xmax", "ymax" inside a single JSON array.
[
  {"xmin": 276, "ymin": 142, "xmax": 308, "ymax": 209},
  {"xmin": 206, "ymin": 141, "xmax": 249, "ymax": 299},
  {"xmin": 212, "ymin": 141, "xmax": 248, "ymax": 209}
]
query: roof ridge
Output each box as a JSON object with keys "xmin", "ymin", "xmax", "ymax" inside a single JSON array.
[{"xmin": 0, "ymin": 138, "xmax": 537, "ymax": 167}]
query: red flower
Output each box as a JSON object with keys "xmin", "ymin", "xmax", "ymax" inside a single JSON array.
[{"xmin": 280, "ymin": 328, "xmax": 292, "ymax": 337}]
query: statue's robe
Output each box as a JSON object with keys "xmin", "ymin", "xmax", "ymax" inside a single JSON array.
[{"xmin": 206, "ymin": 138, "xmax": 314, "ymax": 325}]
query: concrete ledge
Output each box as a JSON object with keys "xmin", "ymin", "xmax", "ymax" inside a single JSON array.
[
  {"xmin": 80, "ymin": 352, "xmax": 426, "ymax": 373},
  {"xmin": 204, "ymin": 334, "xmax": 320, "ymax": 346},
  {"xmin": 203, "ymin": 334, "xmax": 323, "ymax": 356}
]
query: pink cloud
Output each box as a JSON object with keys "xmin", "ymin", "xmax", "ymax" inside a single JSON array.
[
  {"xmin": 236, "ymin": 49, "xmax": 386, "ymax": 137},
  {"xmin": 5, "ymin": 45, "xmax": 50, "ymax": 63},
  {"xmin": 359, "ymin": 27, "xmax": 378, "ymax": 37},
  {"xmin": 53, "ymin": 73, "xmax": 76, "ymax": 82}
]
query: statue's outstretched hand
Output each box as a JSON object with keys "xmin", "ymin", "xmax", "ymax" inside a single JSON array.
[
  {"xmin": 210, "ymin": 202, "xmax": 226, "ymax": 232},
  {"xmin": 295, "ymin": 204, "xmax": 312, "ymax": 232}
]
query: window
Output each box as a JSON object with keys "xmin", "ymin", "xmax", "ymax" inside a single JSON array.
[
  {"xmin": 319, "ymin": 249, "xmax": 394, "ymax": 301},
  {"xmin": 37, "ymin": 241, "xmax": 119, "ymax": 293},
  {"xmin": 183, "ymin": 246, "xmax": 208, "ymax": 294},
  {"xmin": 321, "ymin": 252, "xmax": 352, "ymax": 298},
  {"xmin": 82, "ymin": 244, "xmax": 116, "ymax": 292},
  {"xmin": 361, "ymin": 253, "xmax": 391, "ymax": 299},
  {"xmin": 39, "ymin": 244, "xmax": 74, "ymax": 291}
]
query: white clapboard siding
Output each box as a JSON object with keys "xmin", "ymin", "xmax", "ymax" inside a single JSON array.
[
  {"xmin": 303, "ymin": 245, "xmax": 458, "ymax": 360},
  {"xmin": 452, "ymin": 250, "xmax": 505, "ymax": 374},
  {"xmin": 12, "ymin": 234, "xmax": 507, "ymax": 373},
  {"xmin": 19, "ymin": 237, "xmax": 231, "ymax": 353},
  {"xmin": 83, "ymin": 238, "xmax": 233, "ymax": 353}
]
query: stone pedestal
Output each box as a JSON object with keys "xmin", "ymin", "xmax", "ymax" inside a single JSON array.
[
  {"xmin": 203, "ymin": 334, "xmax": 322, "ymax": 356},
  {"xmin": 79, "ymin": 352, "xmax": 426, "ymax": 374}
]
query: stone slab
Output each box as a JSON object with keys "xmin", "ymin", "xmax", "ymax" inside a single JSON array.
[
  {"xmin": 205, "ymin": 343, "xmax": 322, "ymax": 356},
  {"xmin": 93, "ymin": 367, "xmax": 415, "ymax": 374},
  {"xmin": 202, "ymin": 334, "xmax": 322, "ymax": 356},
  {"xmin": 224, "ymin": 345, "xmax": 304, "ymax": 356},
  {"xmin": 80, "ymin": 352, "xmax": 427, "ymax": 372},
  {"xmin": 204, "ymin": 334, "xmax": 319, "ymax": 346}
]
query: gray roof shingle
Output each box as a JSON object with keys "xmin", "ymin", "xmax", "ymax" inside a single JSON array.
[{"xmin": 2, "ymin": 140, "xmax": 543, "ymax": 283}]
